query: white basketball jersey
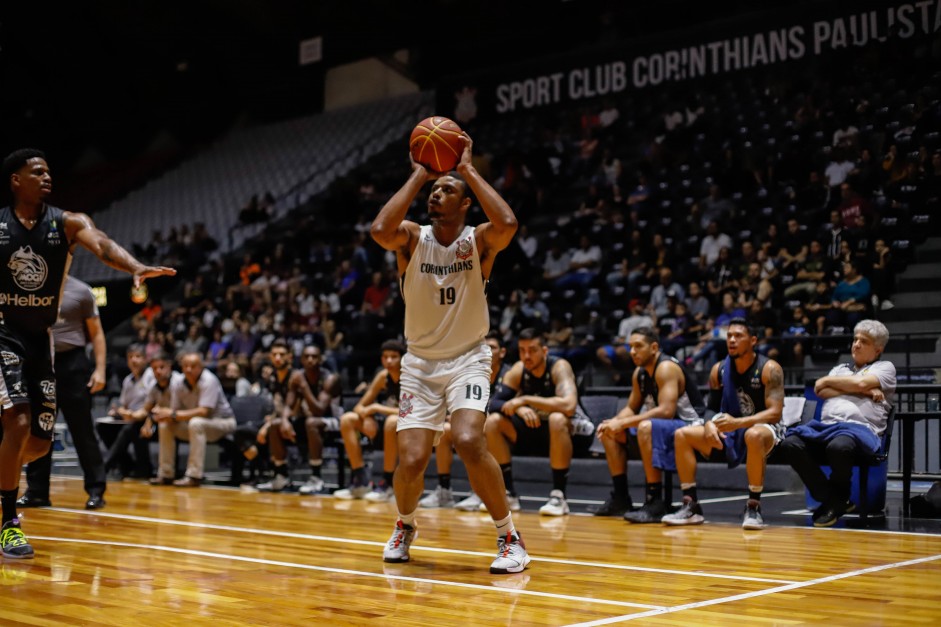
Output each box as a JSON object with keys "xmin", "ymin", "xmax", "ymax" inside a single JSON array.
[{"xmin": 402, "ymin": 225, "xmax": 489, "ymax": 360}]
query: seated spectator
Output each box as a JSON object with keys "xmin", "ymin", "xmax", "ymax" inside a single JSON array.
[
  {"xmin": 592, "ymin": 327, "xmax": 704, "ymax": 519},
  {"xmin": 706, "ymin": 247, "xmax": 739, "ymax": 305},
  {"xmin": 555, "ymin": 234, "xmax": 602, "ymax": 296},
  {"xmin": 836, "ymin": 183, "xmax": 874, "ymax": 230},
  {"xmin": 541, "ymin": 241, "xmax": 571, "ymax": 290},
  {"xmin": 520, "ymin": 288, "xmax": 551, "ymax": 328},
  {"xmin": 149, "ymin": 352, "xmax": 236, "ymax": 487},
  {"xmin": 697, "ymin": 184, "xmax": 736, "ymax": 230},
  {"xmin": 699, "ymin": 221, "xmax": 733, "ymax": 268},
  {"xmin": 818, "ymin": 209, "xmax": 849, "ymax": 261},
  {"xmin": 781, "ymin": 305, "xmax": 813, "ymax": 367},
  {"xmin": 596, "ymin": 299, "xmax": 654, "ymax": 381},
  {"xmin": 103, "ymin": 344, "xmax": 157, "ymax": 479},
  {"xmin": 805, "ymin": 281, "xmax": 833, "ymax": 335},
  {"xmin": 685, "ymin": 281, "xmax": 711, "ymax": 322},
  {"xmin": 664, "ymin": 319, "xmax": 785, "ymax": 528},
  {"xmin": 483, "ymin": 328, "xmax": 593, "ymax": 517},
  {"xmin": 779, "ymin": 320, "xmax": 895, "ymax": 527},
  {"xmin": 649, "ymin": 267, "xmax": 685, "ymax": 318},
  {"xmin": 784, "ymin": 240, "xmax": 831, "ymax": 301},
  {"xmin": 220, "ymin": 361, "xmax": 253, "ymax": 398},
  {"xmin": 823, "ymin": 259, "xmax": 871, "ymax": 332},
  {"xmin": 869, "ymin": 239, "xmax": 894, "ymax": 310},
  {"xmin": 204, "ymin": 327, "xmax": 230, "ymax": 370},
  {"xmin": 777, "ymin": 217, "xmax": 809, "ymax": 275}
]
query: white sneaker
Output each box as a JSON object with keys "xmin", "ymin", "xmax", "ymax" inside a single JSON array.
[
  {"xmin": 382, "ymin": 520, "xmax": 417, "ymax": 563},
  {"xmin": 364, "ymin": 484, "xmax": 395, "ymax": 503},
  {"xmin": 479, "ymin": 491, "xmax": 521, "ymax": 513},
  {"xmin": 419, "ymin": 486, "xmax": 454, "ymax": 508},
  {"xmin": 334, "ymin": 482, "xmax": 372, "ymax": 500},
  {"xmin": 490, "ymin": 532, "xmax": 530, "ymax": 574},
  {"xmin": 538, "ymin": 490, "xmax": 569, "ymax": 516},
  {"xmin": 298, "ymin": 476, "xmax": 326, "ymax": 495},
  {"xmin": 257, "ymin": 474, "xmax": 291, "ymax": 492},
  {"xmin": 455, "ymin": 492, "xmax": 483, "ymax": 511}
]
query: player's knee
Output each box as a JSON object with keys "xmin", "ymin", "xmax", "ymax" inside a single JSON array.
[
  {"xmin": 483, "ymin": 412, "xmax": 502, "ymax": 434},
  {"xmin": 340, "ymin": 412, "xmax": 358, "ymax": 431},
  {"xmin": 384, "ymin": 416, "xmax": 398, "ymax": 433},
  {"xmin": 1, "ymin": 411, "xmax": 30, "ymax": 437},
  {"xmin": 637, "ymin": 420, "xmax": 652, "ymax": 437}
]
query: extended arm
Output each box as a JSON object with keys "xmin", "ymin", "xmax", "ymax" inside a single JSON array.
[{"xmin": 65, "ymin": 212, "xmax": 175, "ymax": 286}]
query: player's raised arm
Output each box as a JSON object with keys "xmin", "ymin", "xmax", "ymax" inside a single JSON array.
[
  {"xmin": 370, "ymin": 159, "xmax": 427, "ymax": 256},
  {"xmin": 460, "ymin": 134, "xmax": 518, "ymax": 260}
]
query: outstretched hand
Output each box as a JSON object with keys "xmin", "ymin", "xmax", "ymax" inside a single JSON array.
[{"xmin": 133, "ymin": 266, "xmax": 176, "ymax": 288}]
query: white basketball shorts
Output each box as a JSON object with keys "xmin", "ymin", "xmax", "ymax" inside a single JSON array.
[{"xmin": 397, "ymin": 342, "xmax": 492, "ymax": 435}]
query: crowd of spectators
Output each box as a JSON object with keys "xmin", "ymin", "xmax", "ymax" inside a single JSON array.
[{"xmin": 118, "ymin": 44, "xmax": 939, "ymax": 401}]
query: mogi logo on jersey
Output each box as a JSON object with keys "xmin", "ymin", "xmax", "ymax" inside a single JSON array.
[
  {"xmin": 455, "ymin": 237, "xmax": 473, "ymax": 261},
  {"xmin": 38, "ymin": 412, "xmax": 55, "ymax": 432},
  {"xmin": 1, "ymin": 351, "xmax": 19, "ymax": 366},
  {"xmin": 7, "ymin": 245, "xmax": 48, "ymax": 291}
]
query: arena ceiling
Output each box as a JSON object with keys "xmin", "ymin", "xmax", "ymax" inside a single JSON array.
[{"xmin": 0, "ymin": 0, "xmax": 803, "ymax": 174}]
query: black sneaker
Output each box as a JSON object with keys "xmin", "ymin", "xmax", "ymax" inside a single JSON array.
[
  {"xmin": 588, "ymin": 492, "xmax": 633, "ymax": 517},
  {"xmin": 812, "ymin": 499, "xmax": 854, "ymax": 527},
  {"xmin": 1, "ymin": 518, "xmax": 35, "ymax": 559},
  {"xmin": 623, "ymin": 500, "xmax": 669, "ymax": 524},
  {"xmin": 15, "ymin": 494, "xmax": 51, "ymax": 508}
]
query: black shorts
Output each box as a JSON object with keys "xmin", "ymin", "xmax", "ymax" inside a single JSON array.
[{"xmin": 0, "ymin": 327, "xmax": 57, "ymax": 440}]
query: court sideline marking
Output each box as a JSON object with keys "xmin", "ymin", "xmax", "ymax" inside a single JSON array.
[
  {"xmin": 31, "ymin": 535, "xmax": 665, "ymax": 611},
  {"xmin": 563, "ymin": 552, "xmax": 941, "ymax": 626},
  {"xmin": 37, "ymin": 507, "xmax": 795, "ymax": 584}
]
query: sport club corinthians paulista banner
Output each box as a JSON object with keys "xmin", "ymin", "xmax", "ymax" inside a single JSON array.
[{"xmin": 437, "ymin": 0, "xmax": 940, "ymax": 123}]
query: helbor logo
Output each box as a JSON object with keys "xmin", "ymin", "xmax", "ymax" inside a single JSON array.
[{"xmin": 8, "ymin": 246, "xmax": 48, "ymax": 291}]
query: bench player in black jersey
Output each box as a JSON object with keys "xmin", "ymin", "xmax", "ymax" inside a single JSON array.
[
  {"xmin": 662, "ymin": 318, "xmax": 785, "ymax": 529},
  {"xmin": 0, "ymin": 149, "xmax": 175, "ymax": 559},
  {"xmin": 595, "ymin": 327, "xmax": 704, "ymax": 523}
]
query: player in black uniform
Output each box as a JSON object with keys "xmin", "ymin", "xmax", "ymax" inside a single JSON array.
[
  {"xmin": 0, "ymin": 149, "xmax": 174, "ymax": 559},
  {"xmin": 256, "ymin": 339, "xmax": 298, "ymax": 491},
  {"xmin": 335, "ymin": 340, "xmax": 404, "ymax": 499},
  {"xmin": 484, "ymin": 328, "xmax": 591, "ymax": 516},
  {"xmin": 595, "ymin": 327, "xmax": 704, "ymax": 522},
  {"xmin": 663, "ymin": 318, "xmax": 785, "ymax": 529}
]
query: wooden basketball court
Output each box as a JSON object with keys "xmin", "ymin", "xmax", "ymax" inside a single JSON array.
[{"xmin": 3, "ymin": 476, "xmax": 940, "ymax": 625}]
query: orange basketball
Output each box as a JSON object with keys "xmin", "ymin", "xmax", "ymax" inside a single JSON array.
[{"xmin": 409, "ymin": 116, "xmax": 464, "ymax": 172}]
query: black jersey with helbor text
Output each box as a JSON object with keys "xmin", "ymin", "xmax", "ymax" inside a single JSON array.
[{"xmin": 0, "ymin": 205, "xmax": 71, "ymax": 336}]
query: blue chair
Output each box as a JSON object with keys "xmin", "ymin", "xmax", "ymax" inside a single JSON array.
[{"xmin": 802, "ymin": 405, "xmax": 896, "ymax": 521}]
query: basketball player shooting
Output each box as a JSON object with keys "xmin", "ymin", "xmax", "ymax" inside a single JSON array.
[{"xmin": 370, "ymin": 130, "xmax": 530, "ymax": 574}]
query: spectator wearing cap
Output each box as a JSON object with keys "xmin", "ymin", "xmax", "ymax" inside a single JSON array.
[{"xmin": 649, "ymin": 267, "xmax": 685, "ymax": 318}]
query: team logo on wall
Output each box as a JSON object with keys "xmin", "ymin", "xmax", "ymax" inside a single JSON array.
[
  {"xmin": 8, "ymin": 246, "xmax": 48, "ymax": 291},
  {"xmin": 455, "ymin": 238, "xmax": 473, "ymax": 261},
  {"xmin": 38, "ymin": 412, "xmax": 55, "ymax": 431},
  {"xmin": 453, "ymin": 86, "xmax": 478, "ymax": 124},
  {"xmin": 399, "ymin": 392, "xmax": 414, "ymax": 418}
]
